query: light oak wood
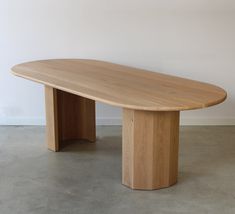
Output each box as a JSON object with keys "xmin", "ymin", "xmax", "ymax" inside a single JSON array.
[
  {"xmin": 12, "ymin": 59, "xmax": 227, "ymax": 190},
  {"xmin": 45, "ymin": 86, "xmax": 59, "ymax": 151},
  {"xmin": 122, "ymin": 109, "xmax": 179, "ymax": 190},
  {"xmin": 12, "ymin": 59, "xmax": 227, "ymax": 111},
  {"xmin": 45, "ymin": 86, "xmax": 96, "ymax": 152}
]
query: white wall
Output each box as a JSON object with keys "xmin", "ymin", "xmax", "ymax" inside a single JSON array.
[{"xmin": 0, "ymin": 0, "xmax": 234, "ymax": 125}]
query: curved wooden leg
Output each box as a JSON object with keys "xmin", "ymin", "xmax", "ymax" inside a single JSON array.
[
  {"xmin": 122, "ymin": 109, "xmax": 179, "ymax": 190},
  {"xmin": 45, "ymin": 86, "xmax": 96, "ymax": 151}
]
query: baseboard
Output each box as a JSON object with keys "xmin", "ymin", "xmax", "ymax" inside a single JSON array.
[
  {"xmin": 97, "ymin": 117, "xmax": 235, "ymax": 126},
  {"xmin": 180, "ymin": 118, "xmax": 235, "ymax": 126},
  {"xmin": 0, "ymin": 117, "xmax": 45, "ymax": 126},
  {"xmin": 96, "ymin": 117, "xmax": 122, "ymax": 125},
  {"xmin": 0, "ymin": 117, "xmax": 234, "ymax": 126}
]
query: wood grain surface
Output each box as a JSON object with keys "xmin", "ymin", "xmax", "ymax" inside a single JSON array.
[
  {"xmin": 122, "ymin": 109, "xmax": 179, "ymax": 190},
  {"xmin": 12, "ymin": 59, "xmax": 227, "ymax": 111},
  {"xmin": 45, "ymin": 86, "xmax": 96, "ymax": 152}
]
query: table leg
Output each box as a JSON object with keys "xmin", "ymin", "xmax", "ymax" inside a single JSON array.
[
  {"xmin": 122, "ymin": 109, "xmax": 180, "ymax": 190},
  {"xmin": 44, "ymin": 86, "xmax": 96, "ymax": 151}
]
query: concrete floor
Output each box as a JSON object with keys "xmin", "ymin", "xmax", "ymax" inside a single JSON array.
[{"xmin": 0, "ymin": 126, "xmax": 235, "ymax": 214}]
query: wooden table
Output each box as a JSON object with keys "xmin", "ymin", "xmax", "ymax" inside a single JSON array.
[{"xmin": 12, "ymin": 59, "xmax": 227, "ymax": 190}]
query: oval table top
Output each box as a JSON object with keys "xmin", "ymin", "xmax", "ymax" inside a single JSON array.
[{"xmin": 11, "ymin": 59, "xmax": 227, "ymax": 111}]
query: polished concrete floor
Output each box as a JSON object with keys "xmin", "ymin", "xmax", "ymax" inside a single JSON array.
[{"xmin": 0, "ymin": 126, "xmax": 235, "ymax": 214}]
